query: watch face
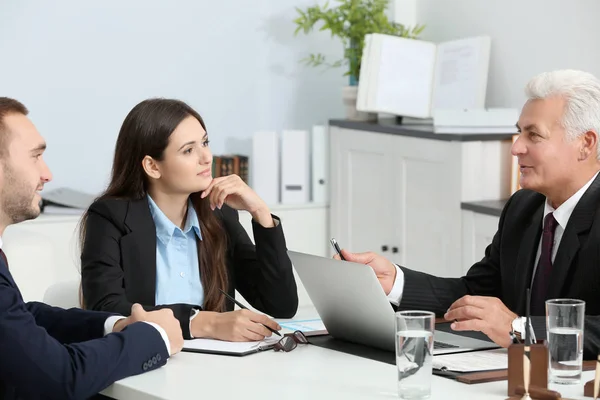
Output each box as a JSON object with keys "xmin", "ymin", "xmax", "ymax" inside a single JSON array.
[{"xmin": 512, "ymin": 318, "xmax": 523, "ymax": 338}]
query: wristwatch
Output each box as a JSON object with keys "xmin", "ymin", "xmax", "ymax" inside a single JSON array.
[
  {"xmin": 511, "ymin": 317, "xmax": 524, "ymax": 341},
  {"xmin": 511, "ymin": 316, "xmax": 537, "ymax": 343}
]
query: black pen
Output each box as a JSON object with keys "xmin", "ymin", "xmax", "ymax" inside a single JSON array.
[
  {"xmin": 218, "ymin": 288, "xmax": 282, "ymax": 337},
  {"xmin": 330, "ymin": 238, "xmax": 346, "ymax": 261}
]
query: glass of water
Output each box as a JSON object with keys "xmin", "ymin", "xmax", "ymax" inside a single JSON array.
[
  {"xmin": 546, "ymin": 299, "xmax": 585, "ymax": 384},
  {"xmin": 395, "ymin": 311, "xmax": 435, "ymax": 399}
]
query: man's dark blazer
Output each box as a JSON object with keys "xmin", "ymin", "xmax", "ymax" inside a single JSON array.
[
  {"xmin": 0, "ymin": 256, "xmax": 169, "ymax": 400},
  {"xmin": 81, "ymin": 197, "xmax": 298, "ymax": 339},
  {"xmin": 397, "ymin": 173, "xmax": 600, "ymax": 359}
]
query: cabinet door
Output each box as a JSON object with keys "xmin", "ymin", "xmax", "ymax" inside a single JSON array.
[
  {"xmin": 391, "ymin": 136, "xmax": 463, "ymax": 277},
  {"xmin": 330, "ymin": 127, "xmax": 394, "ymax": 256},
  {"xmin": 461, "ymin": 210, "xmax": 500, "ymax": 275}
]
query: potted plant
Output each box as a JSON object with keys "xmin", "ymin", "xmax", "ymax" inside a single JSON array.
[{"xmin": 294, "ymin": 0, "xmax": 425, "ymax": 120}]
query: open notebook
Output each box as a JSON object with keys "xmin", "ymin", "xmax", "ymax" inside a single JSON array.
[
  {"xmin": 432, "ymin": 348, "xmax": 507, "ymax": 372},
  {"xmin": 183, "ymin": 336, "xmax": 281, "ymax": 356}
]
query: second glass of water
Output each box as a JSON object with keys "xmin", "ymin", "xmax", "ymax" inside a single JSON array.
[
  {"xmin": 546, "ymin": 299, "xmax": 585, "ymax": 384},
  {"xmin": 395, "ymin": 311, "xmax": 435, "ymax": 399}
]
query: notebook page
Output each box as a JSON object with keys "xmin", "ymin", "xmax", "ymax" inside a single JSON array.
[
  {"xmin": 356, "ymin": 33, "xmax": 373, "ymax": 111},
  {"xmin": 373, "ymin": 34, "xmax": 436, "ymax": 118},
  {"xmin": 183, "ymin": 335, "xmax": 280, "ymax": 354},
  {"xmin": 432, "ymin": 36, "xmax": 491, "ymax": 110},
  {"xmin": 432, "ymin": 348, "xmax": 507, "ymax": 372}
]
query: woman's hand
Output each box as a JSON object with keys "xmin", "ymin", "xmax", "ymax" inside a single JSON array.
[
  {"xmin": 200, "ymin": 174, "xmax": 273, "ymax": 227},
  {"xmin": 191, "ymin": 309, "xmax": 281, "ymax": 341}
]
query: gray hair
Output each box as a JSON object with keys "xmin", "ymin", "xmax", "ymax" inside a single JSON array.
[{"xmin": 525, "ymin": 69, "xmax": 600, "ymax": 159}]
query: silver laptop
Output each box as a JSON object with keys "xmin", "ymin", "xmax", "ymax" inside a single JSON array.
[{"xmin": 289, "ymin": 251, "xmax": 499, "ymax": 355}]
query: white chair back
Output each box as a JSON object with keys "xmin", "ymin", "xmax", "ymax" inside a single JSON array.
[{"xmin": 43, "ymin": 280, "xmax": 81, "ymax": 309}]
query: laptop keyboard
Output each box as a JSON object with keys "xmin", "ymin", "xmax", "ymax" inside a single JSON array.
[{"xmin": 434, "ymin": 341, "xmax": 460, "ymax": 349}]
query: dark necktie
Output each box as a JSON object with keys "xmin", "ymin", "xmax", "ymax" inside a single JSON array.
[
  {"xmin": 0, "ymin": 248, "xmax": 8, "ymax": 269},
  {"xmin": 531, "ymin": 212, "xmax": 558, "ymax": 315}
]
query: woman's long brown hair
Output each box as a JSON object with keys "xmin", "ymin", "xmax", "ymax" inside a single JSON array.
[{"xmin": 79, "ymin": 98, "xmax": 228, "ymax": 312}]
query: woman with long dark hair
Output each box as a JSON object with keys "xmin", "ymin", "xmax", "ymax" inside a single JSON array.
[{"xmin": 80, "ymin": 98, "xmax": 298, "ymax": 341}]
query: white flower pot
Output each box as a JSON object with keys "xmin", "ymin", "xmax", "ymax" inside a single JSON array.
[{"xmin": 342, "ymin": 85, "xmax": 377, "ymax": 121}]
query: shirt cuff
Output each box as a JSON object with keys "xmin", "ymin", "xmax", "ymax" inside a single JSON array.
[
  {"xmin": 189, "ymin": 309, "xmax": 200, "ymax": 339},
  {"xmin": 143, "ymin": 321, "xmax": 172, "ymax": 356},
  {"xmin": 104, "ymin": 316, "xmax": 127, "ymax": 336},
  {"xmin": 387, "ymin": 264, "xmax": 405, "ymax": 306}
]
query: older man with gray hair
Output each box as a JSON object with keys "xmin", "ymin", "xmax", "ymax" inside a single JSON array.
[{"xmin": 339, "ymin": 69, "xmax": 600, "ymax": 358}]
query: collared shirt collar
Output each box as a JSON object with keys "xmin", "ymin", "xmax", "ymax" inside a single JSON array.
[
  {"xmin": 543, "ymin": 170, "xmax": 600, "ymax": 229},
  {"xmin": 147, "ymin": 195, "xmax": 201, "ymax": 245}
]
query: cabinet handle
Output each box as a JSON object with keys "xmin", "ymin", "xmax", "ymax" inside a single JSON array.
[
  {"xmin": 392, "ymin": 247, "xmax": 398, "ymax": 254},
  {"xmin": 381, "ymin": 245, "xmax": 389, "ymax": 252}
]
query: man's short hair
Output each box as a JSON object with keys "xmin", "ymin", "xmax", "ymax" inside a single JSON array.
[
  {"xmin": 525, "ymin": 70, "xmax": 600, "ymax": 159},
  {"xmin": 0, "ymin": 97, "xmax": 29, "ymax": 159}
]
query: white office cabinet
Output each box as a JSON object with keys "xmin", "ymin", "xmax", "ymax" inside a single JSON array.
[
  {"xmin": 461, "ymin": 210, "xmax": 501, "ymax": 275},
  {"xmin": 330, "ymin": 125, "xmax": 511, "ymax": 278},
  {"xmin": 394, "ymin": 135, "xmax": 464, "ymax": 276},
  {"xmin": 329, "ymin": 128, "xmax": 396, "ymax": 263}
]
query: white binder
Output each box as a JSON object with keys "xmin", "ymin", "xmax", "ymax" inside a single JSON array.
[
  {"xmin": 281, "ymin": 130, "xmax": 309, "ymax": 204},
  {"xmin": 251, "ymin": 131, "xmax": 279, "ymax": 205},
  {"xmin": 311, "ymin": 125, "xmax": 328, "ymax": 203}
]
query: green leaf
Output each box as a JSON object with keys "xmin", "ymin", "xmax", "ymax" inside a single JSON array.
[{"xmin": 292, "ymin": 0, "xmax": 425, "ymax": 78}]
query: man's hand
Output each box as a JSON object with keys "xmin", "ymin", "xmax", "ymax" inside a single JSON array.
[
  {"xmin": 131, "ymin": 304, "xmax": 184, "ymax": 354},
  {"xmin": 444, "ymin": 295, "xmax": 517, "ymax": 347},
  {"xmin": 334, "ymin": 249, "xmax": 397, "ymax": 295},
  {"xmin": 112, "ymin": 317, "xmax": 130, "ymax": 333},
  {"xmin": 113, "ymin": 303, "xmax": 184, "ymax": 355}
]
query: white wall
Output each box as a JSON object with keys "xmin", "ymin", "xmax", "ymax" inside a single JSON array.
[
  {"xmin": 405, "ymin": 0, "xmax": 600, "ymax": 109},
  {"xmin": 0, "ymin": 0, "xmax": 346, "ymax": 194}
]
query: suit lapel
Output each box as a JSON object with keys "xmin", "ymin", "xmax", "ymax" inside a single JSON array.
[
  {"xmin": 0, "ymin": 259, "xmax": 23, "ymax": 301},
  {"xmin": 547, "ymin": 173, "xmax": 600, "ymax": 299},
  {"xmin": 514, "ymin": 204, "xmax": 543, "ymax": 315},
  {"xmin": 122, "ymin": 197, "xmax": 158, "ymax": 306}
]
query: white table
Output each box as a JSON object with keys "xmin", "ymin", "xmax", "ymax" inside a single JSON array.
[{"xmin": 102, "ymin": 307, "xmax": 595, "ymax": 399}]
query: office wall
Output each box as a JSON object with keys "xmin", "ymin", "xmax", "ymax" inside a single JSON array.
[
  {"xmin": 405, "ymin": 0, "xmax": 600, "ymax": 108},
  {"xmin": 0, "ymin": 0, "xmax": 345, "ymax": 194}
]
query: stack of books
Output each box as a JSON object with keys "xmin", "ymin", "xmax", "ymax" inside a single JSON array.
[{"xmin": 212, "ymin": 155, "xmax": 249, "ymax": 184}]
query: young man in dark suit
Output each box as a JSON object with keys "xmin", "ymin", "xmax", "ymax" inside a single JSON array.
[
  {"xmin": 338, "ymin": 70, "xmax": 600, "ymax": 359},
  {"xmin": 0, "ymin": 97, "xmax": 185, "ymax": 400}
]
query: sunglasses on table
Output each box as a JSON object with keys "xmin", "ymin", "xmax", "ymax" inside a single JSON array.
[{"xmin": 273, "ymin": 330, "xmax": 309, "ymax": 352}]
